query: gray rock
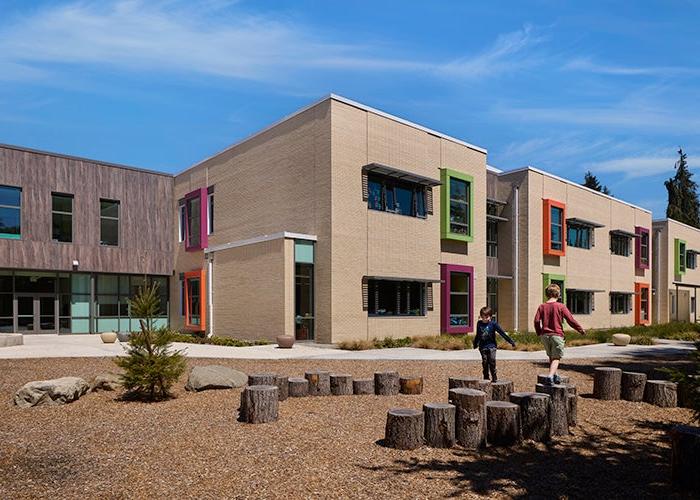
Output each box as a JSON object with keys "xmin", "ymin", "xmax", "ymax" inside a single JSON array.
[
  {"xmin": 90, "ymin": 372, "xmax": 122, "ymax": 392},
  {"xmin": 14, "ymin": 376, "xmax": 90, "ymax": 408},
  {"xmin": 185, "ymin": 365, "xmax": 247, "ymax": 392}
]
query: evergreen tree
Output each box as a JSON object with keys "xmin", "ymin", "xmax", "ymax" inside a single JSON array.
[
  {"xmin": 582, "ymin": 171, "xmax": 612, "ymax": 195},
  {"xmin": 114, "ymin": 281, "xmax": 187, "ymax": 401},
  {"xmin": 665, "ymin": 148, "xmax": 700, "ymax": 228}
]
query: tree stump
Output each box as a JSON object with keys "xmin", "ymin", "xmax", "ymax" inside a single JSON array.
[
  {"xmin": 477, "ymin": 380, "xmax": 492, "ymax": 400},
  {"xmin": 486, "ymin": 401, "xmax": 522, "ymax": 446},
  {"xmin": 330, "ymin": 373, "xmax": 353, "ymax": 396},
  {"xmin": 353, "ymin": 378, "xmax": 374, "ymax": 395},
  {"xmin": 593, "ymin": 367, "xmax": 622, "ymax": 400},
  {"xmin": 384, "ymin": 408, "xmax": 424, "ymax": 450},
  {"xmin": 644, "ymin": 380, "xmax": 678, "ymax": 407},
  {"xmin": 491, "ymin": 380, "xmax": 514, "ymax": 401},
  {"xmin": 400, "ymin": 376, "xmax": 423, "ymax": 395},
  {"xmin": 275, "ymin": 375, "xmax": 289, "ymax": 401},
  {"xmin": 423, "ymin": 403, "xmax": 456, "ymax": 448},
  {"xmin": 537, "ymin": 374, "xmax": 570, "ymax": 385},
  {"xmin": 448, "ymin": 377, "xmax": 479, "ymax": 402},
  {"xmin": 510, "ymin": 392, "xmax": 551, "ymax": 442},
  {"xmin": 535, "ymin": 384, "xmax": 569, "ymax": 435},
  {"xmin": 239, "ymin": 385, "xmax": 278, "ymax": 424},
  {"xmin": 567, "ymin": 393, "xmax": 577, "ymax": 427},
  {"xmin": 288, "ymin": 377, "xmax": 309, "ymax": 397},
  {"xmin": 305, "ymin": 370, "xmax": 331, "ymax": 396},
  {"xmin": 450, "ymin": 388, "xmax": 487, "ymax": 449},
  {"xmin": 621, "ymin": 372, "xmax": 647, "ymax": 402},
  {"xmin": 375, "ymin": 371, "xmax": 400, "ymax": 396},
  {"xmin": 671, "ymin": 425, "xmax": 700, "ymax": 494},
  {"xmin": 248, "ymin": 373, "xmax": 277, "ymax": 386}
]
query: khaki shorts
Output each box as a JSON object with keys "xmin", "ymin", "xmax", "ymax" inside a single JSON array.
[{"xmin": 541, "ymin": 335, "xmax": 565, "ymax": 359}]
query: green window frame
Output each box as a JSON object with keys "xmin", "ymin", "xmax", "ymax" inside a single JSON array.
[
  {"xmin": 0, "ymin": 185, "xmax": 21, "ymax": 240},
  {"xmin": 675, "ymin": 238, "xmax": 687, "ymax": 275},
  {"xmin": 542, "ymin": 273, "xmax": 566, "ymax": 304},
  {"xmin": 440, "ymin": 169, "xmax": 473, "ymax": 242}
]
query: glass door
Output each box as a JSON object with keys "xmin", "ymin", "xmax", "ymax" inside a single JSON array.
[
  {"xmin": 16, "ymin": 295, "xmax": 57, "ymax": 333},
  {"xmin": 17, "ymin": 295, "xmax": 34, "ymax": 332}
]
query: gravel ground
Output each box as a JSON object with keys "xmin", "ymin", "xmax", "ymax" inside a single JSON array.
[{"xmin": 0, "ymin": 356, "xmax": 695, "ymax": 499}]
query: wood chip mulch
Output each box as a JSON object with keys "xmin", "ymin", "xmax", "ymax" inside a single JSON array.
[{"xmin": 0, "ymin": 356, "xmax": 695, "ymax": 499}]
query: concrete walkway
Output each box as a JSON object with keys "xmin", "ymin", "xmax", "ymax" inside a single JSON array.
[{"xmin": 0, "ymin": 334, "xmax": 694, "ymax": 360}]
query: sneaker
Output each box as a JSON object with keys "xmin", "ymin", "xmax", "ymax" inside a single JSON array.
[
  {"xmin": 553, "ymin": 374, "xmax": 562, "ymax": 385},
  {"xmin": 543, "ymin": 376, "xmax": 554, "ymax": 385}
]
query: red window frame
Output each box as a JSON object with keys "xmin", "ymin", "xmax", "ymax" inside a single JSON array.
[
  {"xmin": 635, "ymin": 282, "xmax": 650, "ymax": 326},
  {"xmin": 543, "ymin": 199, "xmax": 566, "ymax": 256},
  {"xmin": 184, "ymin": 269, "xmax": 206, "ymax": 332}
]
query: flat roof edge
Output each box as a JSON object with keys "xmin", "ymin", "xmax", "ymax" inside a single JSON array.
[
  {"xmin": 0, "ymin": 143, "xmax": 173, "ymax": 177},
  {"xmin": 654, "ymin": 217, "xmax": 700, "ymax": 233},
  {"xmin": 498, "ymin": 166, "xmax": 652, "ymax": 214},
  {"xmin": 205, "ymin": 231, "xmax": 317, "ymax": 254}
]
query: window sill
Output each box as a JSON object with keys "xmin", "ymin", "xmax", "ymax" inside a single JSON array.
[
  {"xmin": 368, "ymin": 207, "xmax": 428, "ymax": 220},
  {"xmin": 0, "ymin": 234, "xmax": 21, "ymax": 240}
]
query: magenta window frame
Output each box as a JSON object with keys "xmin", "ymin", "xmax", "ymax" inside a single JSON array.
[
  {"xmin": 184, "ymin": 187, "xmax": 208, "ymax": 252},
  {"xmin": 441, "ymin": 264, "xmax": 474, "ymax": 334},
  {"xmin": 635, "ymin": 226, "xmax": 650, "ymax": 270}
]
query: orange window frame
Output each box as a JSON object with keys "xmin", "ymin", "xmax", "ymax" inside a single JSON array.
[
  {"xmin": 635, "ymin": 282, "xmax": 650, "ymax": 326},
  {"xmin": 543, "ymin": 199, "xmax": 566, "ymax": 256},
  {"xmin": 184, "ymin": 269, "xmax": 206, "ymax": 332}
]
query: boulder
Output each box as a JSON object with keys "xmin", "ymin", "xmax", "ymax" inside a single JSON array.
[
  {"xmin": 90, "ymin": 373, "xmax": 122, "ymax": 392},
  {"xmin": 14, "ymin": 377, "xmax": 90, "ymax": 408},
  {"xmin": 185, "ymin": 365, "xmax": 247, "ymax": 392},
  {"xmin": 612, "ymin": 334, "xmax": 631, "ymax": 346}
]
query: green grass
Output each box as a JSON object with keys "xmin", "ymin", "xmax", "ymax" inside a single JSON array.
[{"xmin": 171, "ymin": 333, "xmax": 269, "ymax": 347}]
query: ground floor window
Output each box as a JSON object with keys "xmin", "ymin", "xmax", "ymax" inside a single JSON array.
[
  {"xmin": 441, "ymin": 264, "xmax": 473, "ymax": 334},
  {"xmin": 368, "ymin": 280, "xmax": 426, "ymax": 316},
  {"xmin": 295, "ymin": 240, "xmax": 315, "ymax": 340},
  {"xmin": 610, "ymin": 293, "xmax": 632, "ymax": 314},
  {"xmin": 486, "ymin": 278, "xmax": 498, "ymax": 317},
  {"xmin": 635, "ymin": 283, "xmax": 650, "ymax": 325},
  {"xmin": 567, "ymin": 291, "xmax": 593, "ymax": 315},
  {"xmin": 184, "ymin": 270, "xmax": 205, "ymax": 331}
]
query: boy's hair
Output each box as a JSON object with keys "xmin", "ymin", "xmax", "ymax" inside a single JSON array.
[
  {"xmin": 479, "ymin": 306, "xmax": 493, "ymax": 317},
  {"xmin": 545, "ymin": 284, "xmax": 561, "ymax": 299}
]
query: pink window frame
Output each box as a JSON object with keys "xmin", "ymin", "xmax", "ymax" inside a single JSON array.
[
  {"xmin": 635, "ymin": 226, "xmax": 650, "ymax": 270},
  {"xmin": 441, "ymin": 264, "xmax": 474, "ymax": 334},
  {"xmin": 184, "ymin": 187, "xmax": 208, "ymax": 252}
]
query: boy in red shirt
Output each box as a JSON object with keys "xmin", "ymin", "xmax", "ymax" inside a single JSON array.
[{"xmin": 534, "ymin": 284, "xmax": 586, "ymax": 384}]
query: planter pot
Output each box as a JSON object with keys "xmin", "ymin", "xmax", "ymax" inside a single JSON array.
[
  {"xmin": 100, "ymin": 331, "xmax": 118, "ymax": 344},
  {"xmin": 116, "ymin": 332, "xmax": 131, "ymax": 343},
  {"xmin": 612, "ymin": 333, "xmax": 631, "ymax": 346},
  {"xmin": 276, "ymin": 335, "xmax": 295, "ymax": 349}
]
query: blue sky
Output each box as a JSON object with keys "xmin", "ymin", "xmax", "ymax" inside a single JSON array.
[{"xmin": 1, "ymin": 0, "xmax": 699, "ymax": 216}]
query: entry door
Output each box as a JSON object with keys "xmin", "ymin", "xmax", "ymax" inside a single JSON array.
[{"xmin": 16, "ymin": 295, "xmax": 56, "ymax": 333}]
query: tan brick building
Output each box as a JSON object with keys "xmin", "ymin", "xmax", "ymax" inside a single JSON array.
[{"xmin": 652, "ymin": 218, "xmax": 700, "ymax": 324}]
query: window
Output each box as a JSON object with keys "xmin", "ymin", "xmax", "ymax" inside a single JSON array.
[
  {"xmin": 368, "ymin": 280, "xmax": 425, "ymax": 316},
  {"xmin": 687, "ymin": 251, "xmax": 696, "ymax": 270},
  {"xmin": 441, "ymin": 264, "xmax": 474, "ymax": 333},
  {"xmin": 178, "ymin": 202, "xmax": 186, "ymax": 242},
  {"xmin": 567, "ymin": 291, "xmax": 593, "ymax": 315},
  {"xmin": 542, "ymin": 274, "xmax": 566, "ymax": 304},
  {"xmin": 487, "ymin": 278, "xmax": 498, "ymax": 316},
  {"xmin": 295, "ymin": 240, "xmax": 315, "ymax": 341},
  {"xmin": 186, "ymin": 196, "xmax": 201, "ymax": 248},
  {"xmin": 675, "ymin": 238, "xmax": 687, "ymax": 275},
  {"xmin": 366, "ymin": 175, "xmax": 426, "ymax": 218},
  {"xmin": 635, "ymin": 283, "xmax": 650, "ymax": 325},
  {"xmin": 51, "ymin": 193, "xmax": 73, "ymax": 243},
  {"xmin": 207, "ymin": 190, "xmax": 214, "ymax": 234},
  {"xmin": 610, "ymin": 234, "xmax": 630, "ymax": 256},
  {"xmin": 441, "ymin": 169, "xmax": 473, "ymax": 242},
  {"xmin": 183, "ymin": 188, "xmax": 208, "ymax": 251},
  {"xmin": 184, "ymin": 270, "xmax": 206, "ymax": 330},
  {"xmin": 636, "ymin": 227, "xmax": 650, "ymax": 269},
  {"xmin": 610, "ymin": 293, "xmax": 632, "ymax": 314},
  {"xmin": 567, "ymin": 225, "xmax": 591, "ymax": 249},
  {"xmin": 543, "ymin": 199, "xmax": 565, "ymax": 256},
  {"xmin": 100, "ymin": 199, "xmax": 119, "ymax": 246},
  {"xmin": 487, "ymin": 220, "xmax": 498, "ymax": 258},
  {"xmin": 0, "ymin": 185, "xmax": 21, "ymax": 239}
]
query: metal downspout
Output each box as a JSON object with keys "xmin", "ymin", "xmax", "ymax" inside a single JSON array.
[{"xmin": 514, "ymin": 186, "xmax": 519, "ymax": 332}]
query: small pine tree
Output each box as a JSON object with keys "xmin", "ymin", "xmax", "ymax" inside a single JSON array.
[
  {"xmin": 665, "ymin": 148, "xmax": 700, "ymax": 228},
  {"xmin": 666, "ymin": 341, "xmax": 700, "ymax": 423},
  {"xmin": 114, "ymin": 281, "xmax": 186, "ymax": 401},
  {"xmin": 582, "ymin": 171, "xmax": 612, "ymax": 195}
]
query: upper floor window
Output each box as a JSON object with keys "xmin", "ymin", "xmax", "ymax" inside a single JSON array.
[
  {"xmin": 186, "ymin": 195, "xmax": 201, "ymax": 248},
  {"xmin": 687, "ymin": 251, "xmax": 697, "ymax": 270},
  {"xmin": 183, "ymin": 188, "xmax": 208, "ymax": 251},
  {"xmin": 567, "ymin": 224, "xmax": 591, "ymax": 249},
  {"xmin": 639, "ymin": 231, "xmax": 649, "ymax": 265},
  {"xmin": 441, "ymin": 169, "xmax": 473, "ymax": 242},
  {"xmin": 675, "ymin": 238, "xmax": 687, "ymax": 275},
  {"xmin": 543, "ymin": 199, "xmax": 565, "ymax": 256},
  {"xmin": 51, "ymin": 193, "xmax": 73, "ymax": 243},
  {"xmin": 100, "ymin": 199, "xmax": 119, "ymax": 246},
  {"xmin": 486, "ymin": 220, "xmax": 498, "ymax": 257},
  {"xmin": 0, "ymin": 185, "xmax": 21, "ymax": 240},
  {"xmin": 207, "ymin": 188, "xmax": 214, "ymax": 235},
  {"xmin": 367, "ymin": 175, "xmax": 426, "ymax": 218},
  {"xmin": 178, "ymin": 201, "xmax": 186, "ymax": 242},
  {"xmin": 610, "ymin": 233, "xmax": 631, "ymax": 256}
]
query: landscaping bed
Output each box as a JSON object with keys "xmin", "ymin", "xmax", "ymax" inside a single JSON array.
[{"xmin": 0, "ymin": 356, "xmax": 694, "ymax": 498}]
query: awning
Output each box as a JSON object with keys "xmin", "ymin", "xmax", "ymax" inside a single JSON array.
[
  {"xmin": 487, "ymin": 274, "xmax": 513, "ymax": 280},
  {"xmin": 487, "ymin": 214, "xmax": 509, "ymax": 222},
  {"xmin": 567, "ymin": 217, "xmax": 605, "ymax": 228},
  {"xmin": 362, "ymin": 163, "xmax": 441, "ymax": 187},
  {"xmin": 610, "ymin": 290, "xmax": 635, "ymax": 295},
  {"xmin": 567, "ymin": 288, "xmax": 606, "ymax": 293},
  {"xmin": 610, "ymin": 229, "xmax": 639, "ymax": 238},
  {"xmin": 687, "ymin": 249, "xmax": 700, "ymax": 255},
  {"xmin": 364, "ymin": 275, "xmax": 442, "ymax": 283}
]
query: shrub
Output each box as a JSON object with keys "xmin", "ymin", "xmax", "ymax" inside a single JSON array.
[
  {"xmin": 665, "ymin": 341, "xmax": 700, "ymax": 423},
  {"xmin": 630, "ymin": 335, "xmax": 654, "ymax": 345},
  {"xmin": 170, "ymin": 333, "xmax": 269, "ymax": 347},
  {"xmin": 114, "ymin": 281, "xmax": 186, "ymax": 401}
]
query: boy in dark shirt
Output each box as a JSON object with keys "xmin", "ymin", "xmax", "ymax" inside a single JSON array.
[{"xmin": 473, "ymin": 307, "xmax": 515, "ymax": 382}]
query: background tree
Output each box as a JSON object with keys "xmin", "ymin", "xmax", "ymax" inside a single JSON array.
[
  {"xmin": 665, "ymin": 148, "xmax": 700, "ymax": 228},
  {"xmin": 114, "ymin": 281, "xmax": 186, "ymax": 401},
  {"xmin": 582, "ymin": 171, "xmax": 612, "ymax": 195}
]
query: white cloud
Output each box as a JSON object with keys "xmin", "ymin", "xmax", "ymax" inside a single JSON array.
[
  {"xmin": 587, "ymin": 155, "xmax": 678, "ymax": 179},
  {"xmin": 563, "ymin": 57, "xmax": 700, "ymax": 77}
]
